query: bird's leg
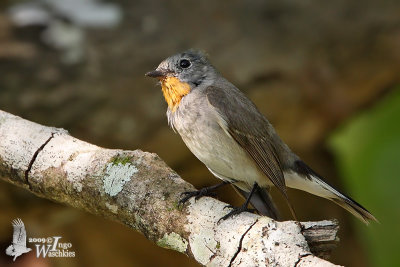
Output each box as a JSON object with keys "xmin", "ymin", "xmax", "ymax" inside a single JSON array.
[
  {"xmin": 218, "ymin": 182, "xmax": 258, "ymax": 223},
  {"xmin": 179, "ymin": 181, "xmax": 231, "ymax": 206}
]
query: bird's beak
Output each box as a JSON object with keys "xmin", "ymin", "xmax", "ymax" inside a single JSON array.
[{"xmin": 145, "ymin": 69, "xmax": 169, "ymax": 78}]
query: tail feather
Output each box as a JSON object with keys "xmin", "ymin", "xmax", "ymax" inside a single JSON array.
[
  {"xmin": 286, "ymin": 160, "xmax": 377, "ymax": 224},
  {"xmin": 233, "ymin": 185, "xmax": 280, "ymax": 220},
  {"xmin": 331, "ymin": 195, "xmax": 377, "ymax": 224}
]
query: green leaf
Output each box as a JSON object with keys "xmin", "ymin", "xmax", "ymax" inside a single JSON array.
[{"xmin": 329, "ymin": 88, "xmax": 400, "ymax": 266}]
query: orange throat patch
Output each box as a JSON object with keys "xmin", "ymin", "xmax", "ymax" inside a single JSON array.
[{"xmin": 160, "ymin": 76, "xmax": 191, "ymax": 112}]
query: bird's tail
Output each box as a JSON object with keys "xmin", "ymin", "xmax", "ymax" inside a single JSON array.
[
  {"xmin": 233, "ymin": 185, "xmax": 280, "ymax": 220},
  {"xmin": 286, "ymin": 160, "xmax": 377, "ymax": 224},
  {"xmin": 5, "ymin": 245, "xmax": 14, "ymax": 256}
]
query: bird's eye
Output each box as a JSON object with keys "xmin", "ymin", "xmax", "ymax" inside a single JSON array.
[{"xmin": 179, "ymin": 59, "xmax": 191, "ymax": 68}]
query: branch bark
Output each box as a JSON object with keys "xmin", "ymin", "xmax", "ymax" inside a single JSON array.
[{"xmin": 0, "ymin": 110, "xmax": 340, "ymax": 266}]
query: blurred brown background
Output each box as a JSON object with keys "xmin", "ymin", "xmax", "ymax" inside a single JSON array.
[{"xmin": 1, "ymin": 0, "xmax": 400, "ymax": 266}]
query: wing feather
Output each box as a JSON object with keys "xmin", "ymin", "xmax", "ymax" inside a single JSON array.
[
  {"xmin": 206, "ymin": 85, "xmax": 287, "ymax": 196},
  {"xmin": 12, "ymin": 218, "xmax": 27, "ymax": 246}
]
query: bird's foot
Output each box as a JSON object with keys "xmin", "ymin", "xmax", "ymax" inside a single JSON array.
[
  {"xmin": 218, "ymin": 204, "xmax": 256, "ymax": 223},
  {"xmin": 178, "ymin": 188, "xmax": 217, "ymax": 207}
]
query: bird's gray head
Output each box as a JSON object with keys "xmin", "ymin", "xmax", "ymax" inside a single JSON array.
[{"xmin": 145, "ymin": 49, "xmax": 216, "ymax": 88}]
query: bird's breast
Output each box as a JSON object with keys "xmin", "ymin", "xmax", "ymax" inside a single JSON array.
[{"xmin": 170, "ymin": 96, "xmax": 269, "ymax": 187}]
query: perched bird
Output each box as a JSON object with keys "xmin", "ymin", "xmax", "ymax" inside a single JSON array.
[
  {"xmin": 5, "ymin": 218, "xmax": 32, "ymax": 261},
  {"xmin": 146, "ymin": 49, "xmax": 377, "ymax": 224}
]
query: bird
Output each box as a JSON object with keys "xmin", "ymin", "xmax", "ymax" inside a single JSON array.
[
  {"xmin": 146, "ymin": 49, "xmax": 377, "ymax": 224},
  {"xmin": 5, "ymin": 218, "xmax": 32, "ymax": 261}
]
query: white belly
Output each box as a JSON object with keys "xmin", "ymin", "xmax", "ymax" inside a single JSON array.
[{"xmin": 172, "ymin": 108, "xmax": 270, "ymax": 188}]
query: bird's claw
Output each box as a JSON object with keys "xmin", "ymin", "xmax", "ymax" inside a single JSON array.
[
  {"xmin": 178, "ymin": 188, "xmax": 216, "ymax": 208},
  {"xmin": 180, "ymin": 191, "xmax": 193, "ymax": 197},
  {"xmin": 178, "ymin": 192, "xmax": 194, "ymax": 208},
  {"xmin": 218, "ymin": 205, "xmax": 256, "ymax": 224}
]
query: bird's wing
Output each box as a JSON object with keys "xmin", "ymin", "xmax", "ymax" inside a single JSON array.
[
  {"xmin": 11, "ymin": 218, "xmax": 27, "ymax": 246},
  {"xmin": 205, "ymin": 85, "xmax": 287, "ymax": 196}
]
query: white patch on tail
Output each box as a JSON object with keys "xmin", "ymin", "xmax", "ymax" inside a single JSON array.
[
  {"xmin": 284, "ymin": 171, "xmax": 341, "ymax": 199},
  {"xmin": 284, "ymin": 171, "xmax": 376, "ymax": 224}
]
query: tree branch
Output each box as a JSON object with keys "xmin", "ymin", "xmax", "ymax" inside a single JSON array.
[{"xmin": 0, "ymin": 110, "xmax": 340, "ymax": 266}]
